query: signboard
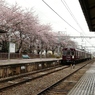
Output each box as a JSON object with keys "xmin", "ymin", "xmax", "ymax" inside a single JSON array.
[
  {"xmin": 10, "ymin": 42, "xmax": 15, "ymax": 53},
  {"xmin": 21, "ymin": 66, "xmax": 26, "ymax": 70}
]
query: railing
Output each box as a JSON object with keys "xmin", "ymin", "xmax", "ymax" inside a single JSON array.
[
  {"xmin": 0, "ymin": 53, "xmax": 59, "ymax": 60},
  {"xmin": 0, "ymin": 53, "xmax": 40, "ymax": 59}
]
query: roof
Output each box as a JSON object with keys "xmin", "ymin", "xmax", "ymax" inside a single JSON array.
[{"xmin": 79, "ymin": 0, "xmax": 95, "ymax": 31}]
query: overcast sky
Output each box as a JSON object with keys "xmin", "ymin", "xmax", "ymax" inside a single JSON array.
[{"xmin": 5, "ymin": 0, "xmax": 95, "ymax": 53}]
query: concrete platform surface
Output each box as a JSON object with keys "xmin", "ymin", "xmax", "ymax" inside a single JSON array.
[
  {"xmin": 0, "ymin": 58, "xmax": 61, "ymax": 66},
  {"xmin": 67, "ymin": 62, "xmax": 95, "ymax": 95}
]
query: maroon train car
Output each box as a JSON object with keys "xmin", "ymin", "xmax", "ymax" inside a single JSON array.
[{"xmin": 62, "ymin": 47, "xmax": 91, "ymax": 65}]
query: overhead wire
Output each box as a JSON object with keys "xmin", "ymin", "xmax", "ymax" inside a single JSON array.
[
  {"xmin": 61, "ymin": 0, "xmax": 84, "ymax": 34},
  {"xmin": 42, "ymin": 0, "xmax": 95, "ymax": 51},
  {"xmin": 42, "ymin": 0, "xmax": 81, "ymax": 34},
  {"xmin": 61, "ymin": 0, "xmax": 95, "ymax": 49}
]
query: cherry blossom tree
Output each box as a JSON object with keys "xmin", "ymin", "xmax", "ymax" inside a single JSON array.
[{"xmin": 0, "ymin": 0, "xmax": 78, "ymax": 57}]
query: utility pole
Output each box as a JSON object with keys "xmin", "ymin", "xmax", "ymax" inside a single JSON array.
[{"xmin": 58, "ymin": 31, "xmax": 61, "ymax": 56}]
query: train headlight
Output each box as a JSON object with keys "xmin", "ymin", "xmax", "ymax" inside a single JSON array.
[{"xmin": 72, "ymin": 55, "xmax": 74, "ymax": 59}]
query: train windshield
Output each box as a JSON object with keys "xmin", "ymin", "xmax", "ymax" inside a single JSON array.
[
  {"xmin": 71, "ymin": 51, "xmax": 74, "ymax": 55},
  {"xmin": 63, "ymin": 49, "xmax": 75, "ymax": 55},
  {"xmin": 63, "ymin": 50, "xmax": 70, "ymax": 55},
  {"xmin": 63, "ymin": 50, "xmax": 67, "ymax": 55},
  {"xmin": 67, "ymin": 50, "xmax": 70, "ymax": 55}
]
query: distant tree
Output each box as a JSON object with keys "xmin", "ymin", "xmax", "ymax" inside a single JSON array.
[{"xmin": 0, "ymin": 0, "xmax": 78, "ymax": 56}]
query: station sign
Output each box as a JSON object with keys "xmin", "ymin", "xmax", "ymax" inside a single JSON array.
[{"xmin": 10, "ymin": 42, "xmax": 15, "ymax": 53}]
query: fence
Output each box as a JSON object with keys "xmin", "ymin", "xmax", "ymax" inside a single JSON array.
[{"xmin": 0, "ymin": 53, "xmax": 40, "ymax": 59}]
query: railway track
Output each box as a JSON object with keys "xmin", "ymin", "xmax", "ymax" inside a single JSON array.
[
  {"xmin": 0, "ymin": 65, "xmax": 68, "ymax": 92},
  {"xmin": 37, "ymin": 60, "xmax": 94, "ymax": 95},
  {"xmin": 0, "ymin": 65, "xmax": 63, "ymax": 82}
]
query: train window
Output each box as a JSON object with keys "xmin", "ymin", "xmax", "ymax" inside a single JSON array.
[
  {"xmin": 71, "ymin": 51, "xmax": 74, "ymax": 55},
  {"xmin": 76, "ymin": 51, "xmax": 78, "ymax": 56},
  {"xmin": 67, "ymin": 50, "xmax": 70, "ymax": 55},
  {"xmin": 63, "ymin": 49, "xmax": 74, "ymax": 55},
  {"xmin": 63, "ymin": 50, "xmax": 67, "ymax": 55}
]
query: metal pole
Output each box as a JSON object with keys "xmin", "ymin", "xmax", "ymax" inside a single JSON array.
[
  {"xmin": 58, "ymin": 31, "xmax": 60, "ymax": 56},
  {"xmin": 8, "ymin": 39, "xmax": 10, "ymax": 61},
  {"xmin": 8, "ymin": 29, "xmax": 11, "ymax": 61}
]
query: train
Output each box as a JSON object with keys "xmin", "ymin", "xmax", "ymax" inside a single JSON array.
[{"xmin": 61, "ymin": 47, "xmax": 91, "ymax": 65}]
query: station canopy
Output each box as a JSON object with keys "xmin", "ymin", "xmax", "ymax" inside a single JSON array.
[{"xmin": 79, "ymin": 0, "xmax": 95, "ymax": 31}]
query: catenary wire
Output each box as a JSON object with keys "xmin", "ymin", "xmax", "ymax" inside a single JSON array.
[
  {"xmin": 42, "ymin": 0, "xmax": 95, "ymax": 50},
  {"xmin": 61, "ymin": 0, "xmax": 95, "ymax": 48},
  {"xmin": 42, "ymin": 0, "xmax": 81, "ymax": 34}
]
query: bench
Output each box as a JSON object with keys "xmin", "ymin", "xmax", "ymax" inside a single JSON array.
[{"xmin": 22, "ymin": 54, "xmax": 30, "ymax": 59}]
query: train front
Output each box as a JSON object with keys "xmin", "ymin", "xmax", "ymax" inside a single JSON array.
[{"xmin": 62, "ymin": 48, "xmax": 75, "ymax": 65}]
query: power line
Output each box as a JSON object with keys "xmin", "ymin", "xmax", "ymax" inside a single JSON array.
[
  {"xmin": 42, "ymin": 0, "xmax": 95, "ymax": 49},
  {"xmin": 61, "ymin": 0, "xmax": 84, "ymax": 34},
  {"xmin": 55, "ymin": 36, "xmax": 95, "ymax": 38},
  {"xmin": 42, "ymin": 0, "xmax": 81, "ymax": 34},
  {"xmin": 61, "ymin": 0, "xmax": 95, "ymax": 48}
]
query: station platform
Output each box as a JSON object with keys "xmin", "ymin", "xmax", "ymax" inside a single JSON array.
[
  {"xmin": 0, "ymin": 58, "xmax": 61, "ymax": 78},
  {"xmin": 0, "ymin": 58, "xmax": 61, "ymax": 66},
  {"xmin": 67, "ymin": 62, "xmax": 95, "ymax": 95}
]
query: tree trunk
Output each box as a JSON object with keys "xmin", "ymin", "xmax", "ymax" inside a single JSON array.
[{"xmin": 16, "ymin": 40, "xmax": 22, "ymax": 53}]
